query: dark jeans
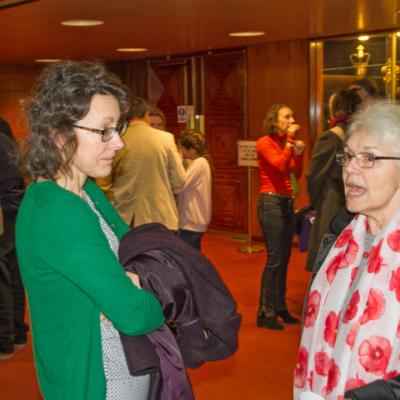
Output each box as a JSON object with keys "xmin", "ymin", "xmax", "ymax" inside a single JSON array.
[
  {"xmin": 0, "ymin": 219, "xmax": 28, "ymax": 352},
  {"xmin": 257, "ymin": 193, "xmax": 294, "ymax": 312},
  {"xmin": 178, "ymin": 229, "xmax": 204, "ymax": 250}
]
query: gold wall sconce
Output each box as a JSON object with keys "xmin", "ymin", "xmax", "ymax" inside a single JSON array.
[{"xmin": 350, "ymin": 44, "xmax": 371, "ymax": 76}]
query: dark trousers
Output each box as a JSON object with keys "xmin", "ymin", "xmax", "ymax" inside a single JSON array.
[
  {"xmin": 0, "ymin": 219, "xmax": 28, "ymax": 352},
  {"xmin": 178, "ymin": 229, "xmax": 204, "ymax": 250},
  {"xmin": 257, "ymin": 193, "xmax": 294, "ymax": 312}
]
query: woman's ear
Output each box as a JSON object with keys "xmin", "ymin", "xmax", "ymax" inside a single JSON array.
[{"xmin": 53, "ymin": 132, "xmax": 66, "ymax": 150}]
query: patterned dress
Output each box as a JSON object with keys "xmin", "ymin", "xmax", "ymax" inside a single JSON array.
[{"xmin": 83, "ymin": 191, "xmax": 150, "ymax": 400}]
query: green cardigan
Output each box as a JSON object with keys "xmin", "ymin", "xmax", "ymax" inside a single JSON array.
[{"xmin": 16, "ymin": 179, "xmax": 164, "ymax": 399}]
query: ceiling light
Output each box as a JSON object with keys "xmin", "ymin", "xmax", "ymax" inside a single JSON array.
[
  {"xmin": 397, "ymin": 32, "xmax": 400, "ymax": 37},
  {"xmin": 61, "ymin": 20, "xmax": 104, "ymax": 27},
  {"xmin": 358, "ymin": 35, "xmax": 370, "ymax": 41},
  {"xmin": 35, "ymin": 59, "xmax": 61, "ymax": 63},
  {"xmin": 116, "ymin": 48, "xmax": 148, "ymax": 52},
  {"xmin": 229, "ymin": 31, "xmax": 265, "ymax": 37}
]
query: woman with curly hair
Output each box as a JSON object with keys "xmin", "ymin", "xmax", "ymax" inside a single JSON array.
[{"xmin": 16, "ymin": 60, "xmax": 164, "ymax": 400}]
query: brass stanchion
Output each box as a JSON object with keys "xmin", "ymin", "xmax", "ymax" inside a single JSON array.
[{"xmin": 239, "ymin": 166, "xmax": 264, "ymax": 253}]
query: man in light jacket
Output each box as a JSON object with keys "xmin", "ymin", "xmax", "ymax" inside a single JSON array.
[{"xmin": 99, "ymin": 97, "xmax": 186, "ymax": 231}]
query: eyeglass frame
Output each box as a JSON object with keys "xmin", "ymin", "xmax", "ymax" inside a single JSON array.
[
  {"xmin": 73, "ymin": 122, "xmax": 128, "ymax": 142},
  {"xmin": 336, "ymin": 151, "xmax": 400, "ymax": 168}
]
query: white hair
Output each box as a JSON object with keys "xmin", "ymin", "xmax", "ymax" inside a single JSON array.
[{"xmin": 347, "ymin": 100, "xmax": 400, "ymax": 154}]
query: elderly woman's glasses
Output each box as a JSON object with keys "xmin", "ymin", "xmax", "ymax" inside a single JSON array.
[
  {"xmin": 73, "ymin": 122, "xmax": 128, "ymax": 142},
  {"xmin": 336, "ymin": 151, "xmax": 400, "ymax": 168}
]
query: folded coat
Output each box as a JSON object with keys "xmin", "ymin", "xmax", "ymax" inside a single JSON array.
[{"xmin": 118, "ymin": 222, "xmax": 241, "ymax": 370}]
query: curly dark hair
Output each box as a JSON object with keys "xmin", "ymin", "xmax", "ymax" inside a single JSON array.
[
  {"xmin": 179, "ymin": 129, "xmax": 213, "ymax": 169},
  {"xmin": 20, "ymin": 60, "xmax": 132, "ymax": 180},
  {"xmin": 262, "ymin": 103, "xmax": 289, "ymax": 135},
  {"xmin": 330, "ymin": 88, "xmax": 362, "ymax": 117}
]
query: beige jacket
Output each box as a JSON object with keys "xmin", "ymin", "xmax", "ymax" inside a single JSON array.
[{"xmin": 100, "ymin": 121, "xmax": 186, "ymax": 230}]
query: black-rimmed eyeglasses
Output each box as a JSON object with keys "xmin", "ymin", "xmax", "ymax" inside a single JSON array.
[
  {"xmin": 336, "ymin": 151, "xmax": 400, "ymax": 168},
  {"xmin": 73, "ymin": 122, "xmax": 128, "ymax": 142}
]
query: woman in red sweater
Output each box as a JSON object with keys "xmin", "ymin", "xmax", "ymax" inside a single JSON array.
[{"xmin": 256, "ymin": 103, "xmax": 305, "ymax": 330}]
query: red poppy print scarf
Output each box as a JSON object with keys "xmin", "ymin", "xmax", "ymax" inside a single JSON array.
[{"xmin": 294, "ymin": 212, "xmax": 400, "ymax": 399}]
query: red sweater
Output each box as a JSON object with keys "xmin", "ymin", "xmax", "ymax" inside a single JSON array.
[{"xmin": 256, "ymin": 132, "xmax": 303, "ymax": 196}]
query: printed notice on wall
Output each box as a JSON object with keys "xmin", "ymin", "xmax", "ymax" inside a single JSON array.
[
  {"xmin": 177, "ymin": 105, "xmax": 194, "ymax": 123},
  {"xmin": 238, "ymin": 140, "xmax": 258, "ymax": 167}
]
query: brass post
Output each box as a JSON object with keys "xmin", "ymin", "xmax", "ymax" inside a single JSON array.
[
  {"xmin": 239, "ymin": 166, "xmax": 264, "ymax": 253},
  {"xmin": 391, "ymin": 32, "xmax": 397, "ymax": 102}
]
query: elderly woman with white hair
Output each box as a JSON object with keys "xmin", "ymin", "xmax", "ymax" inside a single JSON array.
[{"xmin": 294, "ymin": 101, "xmax": 400, "ymax": 400}]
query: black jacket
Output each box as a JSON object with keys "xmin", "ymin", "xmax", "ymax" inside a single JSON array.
[{"xmin": 0, "ymin": 131, "xmax": 24, "ymax": 221}]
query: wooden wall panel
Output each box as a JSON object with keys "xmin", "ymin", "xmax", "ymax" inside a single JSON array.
[
  {"xmin": 247, "ymin": 39, "xmax": 311, "ymax": 238},
  {"xmin": 203, "ymin": 52, "xmax": 247, "ymax": 232},
  {"xmin": 148, "ymin": 60, "xmax": 190, "ymax": 138},
  {"xmin": 108, "ymin": 59, "xmax": 148, "ymax": 98},
  {"xmin": 0, "ymin": 64, "xmax": 43, "ymax": 140}
]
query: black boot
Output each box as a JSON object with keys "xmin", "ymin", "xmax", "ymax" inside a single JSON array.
[
  {"xmin": 256, "ymin": 294, "xmax": 284, "ymax": 331},
  {"xmin": 276, "ymin": 310, "xmax": 300, "ymax": 324},
  {"xmin": 257, "ymin": 307, "xmax": 284, "ymax": 330}
]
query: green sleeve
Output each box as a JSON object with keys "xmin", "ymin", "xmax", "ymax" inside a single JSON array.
[{"xmin": 37, "ymin": 192, "xmax": 164, "ymax": 335}]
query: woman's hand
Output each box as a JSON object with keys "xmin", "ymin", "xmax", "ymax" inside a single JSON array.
[
  {"xmin": 126, "ymin": 271, "xmax": 141, "ymax": 288},
  {"xmin": 287, "ymin": 123, "xmax": 301, "ymax": 137},
  {"xmin": 293, "ymin": 140, "xmax": 305, "ymax": 155}
]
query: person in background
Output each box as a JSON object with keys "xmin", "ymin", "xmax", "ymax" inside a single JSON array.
[
  {"xmin": 0, "ymin": 117, "xmax": 16, "ymax": 141},
  {"xmin": 16, "ymin": 60, "xmax": 164, "ymax": 400},
  {"xmin": 305, "ymin": 89, "xmax": 362, "ymax": 272},
  {"xmin": 348, "ymin": 78, "xmax": 378, "ymax": 102},
  {"xmin": 177, "ymin": 129, "xmax": 212, "ymax": 250},
  {"xmin": 100, "ymin": 96, "xmax": 186, "ymax": 231},
  {"xmin": 149, "ymin": 106, "xmax": 167, "ymax": 131},
  {"xmin": 256, "ymin": 103, "xmax": 305, "ymax": 330},
  {"xmin": 295, "ymin": 101, "xmax": 400, "ymax": 400},
  {"xmin": 0, "ymin": 127, "xmax": 28, "ymax": 360}
]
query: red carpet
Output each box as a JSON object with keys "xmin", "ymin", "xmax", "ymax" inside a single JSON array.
[{"xmin": 0, "ymin": 232, "xmax": 310, "ymax": 399}]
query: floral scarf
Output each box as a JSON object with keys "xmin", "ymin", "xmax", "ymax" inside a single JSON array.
[{"xmin": 294, "ymin": 211, "xmax": 400, "ymax": 400}]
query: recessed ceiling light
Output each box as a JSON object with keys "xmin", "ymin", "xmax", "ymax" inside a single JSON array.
[
  {"xmin": 229, "ymin": 31, "xmax": 265, "ymax": 37},
  {"xmin": 358, "ymin": 35, "xmax": 370, "ymax": 41},
  {"xmin": 61, "ymin": 20, "xmax": 104, "ymax": 27},
  {"xmin": 116, "ymin": 48, "xmax": 148, "ymax": 52},
  {"xmin": 35, "ymin": 59, "xmax": 61, "ymax": 63},
  {"xmin": 397, "ymin": 32, "xmax": 400, "ymax": 37}
]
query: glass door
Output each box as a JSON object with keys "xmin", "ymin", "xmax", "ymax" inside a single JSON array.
[{"xmin": 311, "ymin": 31, "xmax": 400, "ymax": 133}]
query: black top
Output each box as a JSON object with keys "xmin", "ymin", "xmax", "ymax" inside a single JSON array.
[
  {"xmin": 0, "ymin": 117, "xmax": 15, "ymax": 141},
  {"xmin": 0, "ymin": 131, "xmax": 24, "ymax": 220}
]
